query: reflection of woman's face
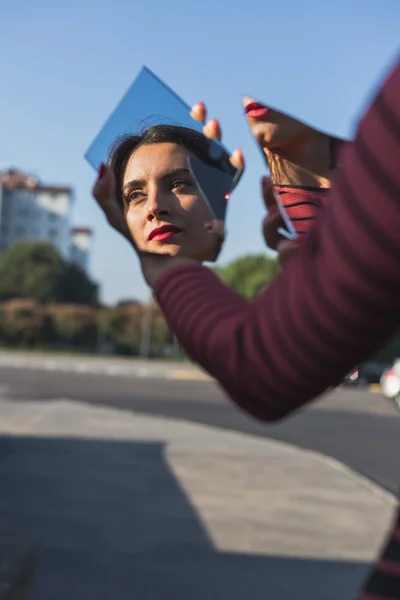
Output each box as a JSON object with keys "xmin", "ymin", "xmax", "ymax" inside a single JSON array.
[
  {"xmin": 122, "ymin": 142, "xmax": 218, "ymax": 261},
  {"xmin": 243, "ymin": 96, "xmax": 310, "ymax": 149}
]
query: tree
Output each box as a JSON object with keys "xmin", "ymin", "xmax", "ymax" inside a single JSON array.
[
  {"xmin": 0, "ymin": 299, "xmax": 52, "ymax": 346},
  {"xmin": 214, "ymin": 254, "xmax": 279, "ymax": 299},
  {"xmin": 148, "ymin": 300, "xmax": 170, "ymax": 354},
  {"xmin": 0, "ymin": 241, "xmax": 98, "ymax": 305},
  {"xmin": 98, "ymin": 304, "xmax": 143, "ymax": 354},
  {"xmin": 55, "ymin": 263, "xmax": 98, "ymax": 305},
  {"xmin": 372, "ymin": 329, "xmax": 400, "ymax": 364},
  {"xmin": 48, "ymin": 304, "xmax": 98, "ymax": 348},
  {"xmin": 0, "ymin": 242, "xmax": 64, "ymax": 303}
]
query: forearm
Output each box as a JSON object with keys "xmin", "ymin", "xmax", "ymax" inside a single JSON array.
[{"xmin": 155, "ymin": 60, "xmax": 400, "ymax": 422}]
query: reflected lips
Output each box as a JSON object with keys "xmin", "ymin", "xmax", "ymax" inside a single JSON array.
[
  {"xmin": 245, "ymin": 101, "xmax": 270, "ymax": 119},
  {"xmin": 148, "ymin": 224, "xmax": 182, "ymax": 241}
]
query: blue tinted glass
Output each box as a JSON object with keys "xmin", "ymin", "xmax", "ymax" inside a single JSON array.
[{"xmin": 85, "ymin": 67, "xmax": 225, "ymax": 171}]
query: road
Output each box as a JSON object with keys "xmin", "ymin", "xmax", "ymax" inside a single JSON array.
[{"xmin": 1, "ymin": 364, "xmax": 399, "ymax": 494}]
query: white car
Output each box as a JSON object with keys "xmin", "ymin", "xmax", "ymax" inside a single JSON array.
[{"xmin": 381, "ymin": 359, "xmax": 400, "ymax": 407}]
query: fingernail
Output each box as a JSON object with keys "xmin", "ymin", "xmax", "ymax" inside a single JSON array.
[
  {"xmin": 268, "ymin": 205, "xmax": 279, "ymax": 215},
  {"xmin": 204, "ymin": 221, "xmax": 214, "ymax": 230},
  {"xmin": 293, "ymin": 235, "xmax": 303, "ymax": 244},
  {"xmin": 224, "ymin": 194, "xmax": 230, "ymax": 201},
  {"xmin": 98, "ymin": 163, "xmax": 106, "ymax": 179}
]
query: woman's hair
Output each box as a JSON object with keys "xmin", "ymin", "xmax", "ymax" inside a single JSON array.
[{"xmin": 108, "ymin": 124, "xmax": 235, "ymax": 210}]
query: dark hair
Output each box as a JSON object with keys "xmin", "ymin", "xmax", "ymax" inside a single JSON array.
[{"xmin": 108, "ymin": 124, "xmax": 235, "ymax": 210}]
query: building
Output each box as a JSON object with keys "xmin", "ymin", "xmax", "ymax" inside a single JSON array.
[
  {"xmin": 0, "ymin": 168, "xmax": 92, "ymax": 273},
  {"xmin": 70, "ymin": 227, "xmax": 92, "ymax": 273}
]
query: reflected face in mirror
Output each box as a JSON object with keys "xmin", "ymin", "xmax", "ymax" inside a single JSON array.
[
  {"xmin": 121, "ymin": 142, "xmax": 218, "ymax": 261},
  {"xmin": 109, "ymin": 124, "xmax": 235, "ymax": 262}
]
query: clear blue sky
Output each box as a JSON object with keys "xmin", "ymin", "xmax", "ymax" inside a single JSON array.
[{"xmin": 1, "ymin": 0, "xmax": 399, "ymax": 304}]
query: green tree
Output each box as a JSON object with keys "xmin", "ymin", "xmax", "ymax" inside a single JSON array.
[
  {"xmin": 214, "ymin": 254, "xmax": 279, "ymax": 299},
  {"xmin": 372, "ymin": 330, "xmax": 400, "ymax": 364},
  {"xmin": 0, "ymin": 241, "xmax": 98, "ymax": 305},
  {"xmin": 98, "ymin": 304, "xmax": 143, "ymax": 354},
  {"xmin": 48, "ymin": 304, "xmax": 98, "ymax": 348},
  {"xmin": 148, "ymin": 300, "xmax": 170, "ymax": 354},
  {"xmin": 0, "ymin": 242, "xmax": 63, "ymax": 303},
  {"xmin": 0, "ymin": 299, "xmax": 52, "ymax": 346},
  {"xmin": 55, "ymin": 263, "xmax": 98, "ymax": 305}
]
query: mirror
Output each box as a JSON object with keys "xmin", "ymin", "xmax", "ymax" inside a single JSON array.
[
  {"xmin": 188, "ymin": 158, "xmax": 234, "ymax": 222},
  {"xmin": 243, "ymin": 96, "xmax": 345, "ymax": 239},
  {"xmin": 85, "ymin": 67, "xmax": 240, "ymax": 238}
]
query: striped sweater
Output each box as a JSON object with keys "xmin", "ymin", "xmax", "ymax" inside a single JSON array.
[
  {"xmin": 274, "ymin": 185, "xmax": 330, "ymax": 235},
  {"xmin": 154, "ymin": 60, "xmax": 400, "ymax": 598}
]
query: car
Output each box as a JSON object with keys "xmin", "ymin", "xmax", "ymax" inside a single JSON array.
[
  {"xmin": 380, "ymin": 359, "xmax": 400, "ymax": 407},
  {"xmin": 343, "ymin": 362, "xmax": 387, "ymax": 388}
]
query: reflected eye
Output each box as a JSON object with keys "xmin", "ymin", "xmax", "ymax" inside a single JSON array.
[
  {"xmin": 170, "ymin": 179, "xmax": 195, "ymax": 192},
  {"xmin": 126, "ymin": 190, "xmax": 146, "ymax": 204}
]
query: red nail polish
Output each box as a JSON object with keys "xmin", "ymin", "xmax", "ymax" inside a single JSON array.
[
  {"xmin": 98, "ymin": 163, "xmax": 106, "ymax": 179},
  {"xmin": 268, "ymin": 205, "xmax": 279, "ymax": 215},
  {"xmin": 204, "ymin": 221, "xmax": 213, "ymax": 230},
  {"xmin": 225, "ymin": 194, "xmax": 230, "ymax": 201}
]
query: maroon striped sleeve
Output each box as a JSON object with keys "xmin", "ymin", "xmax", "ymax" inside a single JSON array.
[
  {"xmin": 154, "ymin": 60, "xmax": 400, "ymax": 423},
  {"xmin": 274, "ymin": 186, "xmax": 329, "ymax": 235}
]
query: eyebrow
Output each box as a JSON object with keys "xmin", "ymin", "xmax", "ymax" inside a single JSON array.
[{"xmin": 122, "ymin": 167, "xmax": 192, "ymax": 196}]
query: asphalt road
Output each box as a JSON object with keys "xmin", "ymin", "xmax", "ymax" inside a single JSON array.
[{"xmin": 1, "ymin": 365, "xmax": 400, "ymax": 494}]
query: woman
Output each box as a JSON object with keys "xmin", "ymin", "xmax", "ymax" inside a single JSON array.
[
  {"xmin": 101, "ymin": 123, "xmax": 243, "ymax": 263},
  {"xmin": 94, "ymin": 60, "xmax": 400, "ymax": 597}
]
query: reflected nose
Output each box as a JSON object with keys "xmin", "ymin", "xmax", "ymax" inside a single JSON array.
[
  {"xmin": 146, "ymin": 187, "xmax": 171, "ymax": 222},
  {"xmin": 242, "ymin": 95, "xmax": 256, "ymax": 109}
]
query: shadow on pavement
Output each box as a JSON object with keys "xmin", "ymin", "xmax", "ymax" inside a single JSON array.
[{"xmin": 0, "ymin": 435, "xmax": 371, "ymax": 599}]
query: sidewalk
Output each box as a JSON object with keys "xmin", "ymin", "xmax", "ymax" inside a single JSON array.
[{"xmin": 0, "ymin": 395, "xmax": 395, "ymax": 599}]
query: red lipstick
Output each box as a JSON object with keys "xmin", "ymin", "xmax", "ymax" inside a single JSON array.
[
  {"xmin": 148, "ymin": 224, "xmax": 182, "ymax": 242},
  {"xmin": 245, "ymin": 101, "xmax": 270, "ymax": 119}
]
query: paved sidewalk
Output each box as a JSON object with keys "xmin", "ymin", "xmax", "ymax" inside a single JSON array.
[{"xmin": 0, "ymin": 396, "xmax": 395, "ymax": 599}]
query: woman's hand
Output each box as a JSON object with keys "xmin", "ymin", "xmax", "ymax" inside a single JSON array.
[
  {"xmin": 261, "ymin": 176, "xmax": 302, "ymax": 269},
  {"xmin": 190, "ymin": 102, "xmax": 245, "ymax": 239},
  {"xmin": 92, "ymin": 163, "xmax": 134, "ymax": 246}
]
